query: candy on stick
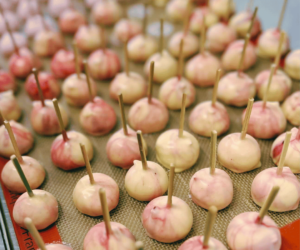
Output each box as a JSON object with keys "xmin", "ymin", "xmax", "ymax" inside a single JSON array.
[
  {"xmin": 156, "ymin": 93, "xmax": 200, "ymax": 172},
  {"xmin": 0, "ymin": 90, "xmax": 21, "ymax": 121},
  {"xmin": 0, "ymin": 69, "xmax": 15, "ymax": 93},
  {"xmin": 189, "ymin": 69, "xmax": 230, "ymax": 137},
  {"xmin": 282, "ymin": 91, "xmax": 300, "ymax": 126},
  {"xmin": 125, "ymin": 131, "xmax": 168, "ymax": 201},
  {"xmin": 209, "ymin": 0, "xmax": 235, "ymax": 19},
  {"xmin": 59, "ymin": 8, "xmax": 86, "ymax": 34},
  {"xmin": 80, "ymin": 60, "xmax": 116, "ymax": 136},
  {"xmin": 190, "ymin": 131, "xmax": 233, "ymax": 209},
  {"xmin": 16, "ymin": 0, "xmax": 39, "ymax": 21},
  {"xmin": 73, "ymin": 144, "xmax": 119, "ymax": 216},
  {"xmin": 92, "ymin": 0, "xmax": 122, "ymax": 26},
  {"xmin": 0, "ymin": 31, "xmax": 27, "ymax": 57},
  {"xmin": 0, "ymin": 10, "xmax": 19, "ymax": 36},
  {"xmin": 24, "ymin": 14, "xmax": 54, "ymax": 38},
  {"xmin": 166, "ymin": 0, "xmax": 192, "ymax": 23},
  {"xmin": 142, "ymin": 166, "xmax": 193, "ymax": 243},
  {"xmin": 252, "ymin": 132, "xmax": 300, "ymax": 212},
  {"xmin": 83, "ymin": 189, "xmax": 136, "ymax": 250},
  {"xmin": 284, "ymin": 49, "xmax": 300, "ymax": 80},
  {"xmin": 129, "ymin": 61, "xmax": 169, "ymax": 133},
  {"xmin": 50, "ymin": 98, "xmax": 93, "ymax": 170},
  {"xmin": 48, "ymin": 0, "xmax": 71, "ymax": 18},
  {"xmin": 227, "ymin": 186, "xmax": 282, "ymax": 250}
]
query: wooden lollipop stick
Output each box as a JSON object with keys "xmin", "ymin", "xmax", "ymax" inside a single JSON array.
[
  {"xmin": 135, "ymin": 241, "xmax": 144, "ymax": 250},
  {"xmin": 99, "ymin": 188, "xmax": 112, "ymax": 235},
  {"xmin": 237, "ymin": 34, "xmax": 250, "ymax": 76},
  {"xmin": 247, "ymin": 7, "xmax": 258, "ymax": 35},
  {"xmin": 137, "ymin": 131, "xmax": 147, "ymax": 170},
  {"xmin": 118, "ymin": 93, "xmax": 128, "ymax": 136},
  {"xmin": 160, "ymin": 18, "xmax": 164, "ymax": 54},
  {"xmin": 177, "ymin": 39, "xmax": 184, "ymax": 79},
  {"xmin": 11, "ymin": 155, "xmax": 34, "ymax": 197},
  {"xmin": 142, "ymin": 4, "xmax": 148, "ymax": 36},
  {"xmin": 211, "ymin": 69, "xmax": 222, "ymax": 106},
  {"xmin": 167, "ymin": 166, "xmax": 175, "ymax": 207},
  {"xmin": 4, "ymin": 121, "xmax": 23, "ymax": 163},
  {"xmin": 274, "ymin": 31, "xmax": 285, "ymax": 69},
  {"xmin": 72, "ymin": 41, "xmax": 81, "ymax": 79},
  {"xmin": 277, "ymin": 0, "xmax": 288, "ymax": 31},
  {"xmin": 240, "ymin": 98, "xmax": 254, "ymax": 140},
  {"xmin": 203, "ymin": 206, "xmax": 218, "ymax": 247},
  {"xmin": 210, "ymin": 131, "xmax": 217, "ymax": 175},
  {"xmin": 32, "ymin": 68, "xmax": 45, "ymax": 107},
  {"xmin": 83, "ymin": 60, "xmax": 94, "ymax": 103},
  {"xmin": 80, "ymin": 143, "xmax": 95, "ymax": 185},
  {"xmin": 178, "ymin": 93, "xmax": 187, "ymax": 138},
  {"xmin": 24, "ymin": 218, "xmax": 46, "ymax": 250},
  {"xmin": 52, "ymin": 98, "xmax": 68, "ymax": 141},
  {"xmin": 257, "ymin": 186, "xmax": 280, "ymax": 224},
  {"xmin": 262, "ymin": 64, "xmax": 276, "ymax": 108},
  {"xmin": 200, "ymin": 16, "xmax": 206, "ymax": 55},
  {"xmin": 124, "ymin": 41, "xmax": 129, "ymax": 77},
  {"xmin": 0, "ymin": 110, "xmax": 4, "ymax": 125},
  {"xmin": 276, "ymin": 131, "xmax": 292, "ymax": 175},
  {"xmin": 147, "ymin": 61, "xmax": 154, "ymax": 104}
]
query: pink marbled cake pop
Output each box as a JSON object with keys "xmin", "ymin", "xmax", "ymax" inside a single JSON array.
[
  {"xmin": 179, "ymin": 235, "xmax": 227, "ymax": 250},
  {"xmin": 166, "ymin": 0, "xmax": 191, "ymax": 23},
  {"xmin": 281, "ymin": 91, "xmax": 300, "ymax": 126},
  {"xmin": 92, "ymin": 0, "xmax": 122, "ymax": 26},
  {"xmin": 284, "ymin": 49, "xmax": 300, "ymax": 80},
  {"xmin": 16, "ymin": 0, "xmax": 39, "ymax": 21},
  {"xmin": 0, "ymin": 32, "xmax": 27, "ymax": 57},
  {"xmin": 59, "ymin": 9, "xmax": 86, "ymax": 34},
  {"xmin": 0, "ymin": 70, "xmax": 16, "ymax": 93},
  {"xmin": 0, "ymin": 91, "xmax": 21, "ymax": 121},
  {"xmin": 48, "ymin": 0, "xmax": 71, "ymax": 18},
  {"xmin": 189, "ymin": 7, "xmax": 219, "ymax": 34},
  {"xmin": 113, "ymin": 18, "xmax": 142, "ymax": 43}
]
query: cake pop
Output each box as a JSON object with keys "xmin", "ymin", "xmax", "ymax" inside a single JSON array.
[
  {"xmin": 156, "ymin": 94, "xmax": 200, "ymax": 172},
  {"xmin": 12, "ymin": 156, "xmax": 57, "ymax": 230},
  {"xmin": 50, "ymin": 99, "xmax": 93, "ymax": 171},
  {"xmin": 0, "ymin": 11, "xmax": 19, "ymax": 35},
  {"xmin": 73, "ymin": 144, "xmax": 119, "ymax": 216},
  {"xmin": 125, "ymin": 131, "xmax": 168, "ymax": 201},
  {"xmin": 144, "ymin": 19, "xmax": 177, "ymax": 84},
  {"xmin": 51, "ymin": 49, "xmax": 83, "ymax": 79},
  {"xmin": 159, "ymin": 39, "xmax": 196, "ymax": 110},
  {"xmin": 80, "ymin": 61, "xmax": 116, "ymax": 136},
  {"xmin": 227, "ymin": 186, "xmax": 282, "ymax": 250},
  {"xmin": 209, "ymin": 0, "xmax": 235, "ymax": 19},
  {"xmin": 113, "ymin": 18, "xmax": 142, "ymax": 43},
  {"xmin": 271, "ymin": 128, "xmax": 300, "ymax": 174},
  {"xmin": 48, "ymin": 0, "xmax": 71, "ymax": 18},
  {"xmin": 0, "ymin": 32, "xmax": 27, "ymax": 57},
  {"xmin": 16, "ymin": 0, "xmax": 39, "ymax": 21},
  {"xmin": 24, "ymin": 15, "xmax": 54, "ymax": 38},
  {"xmin": 243, "ymin": 65, "xmax": 287, "ymax": 139},
  {"xmin": 129, "ymin": 62, "xmax": 169, "ymax": 134},
  {"xmin": 0, "ymin": 70, "xmax": 16, "ymax": 93},
  {"xmin": 83, "ymin": 189, "xmax": 136, "ymax": 250},
  {"xmin": 110, "ymin": 43, "xmax": 146, "ymax": 104},
  {"xmin": 142, "ymin": 167, "xmax": 193, "ymax": 243},
  {"xmin": 282, "ymin": 91, "xmax": 300, "ymax": 126},
  {"xmin": 59, "ymin": 9, "xmax": 86, "ymax": 34},
  {"xmin": 284, "ymin": 49, "xmax": 300, "ymax": 80},
  {"xmin": 0, "ymin": 91, "xmax": 21, "ymax": 121},
  {"xmin": 1, "ymin": 122, "xmax": 43, "ymax": 193},
  {"xmin": 179, "ymin": 206, "xmax": 227, "ymax": 250},
  {"xmin": 252, "ymin": 132, "xmax": 300, "ymax": 212},
  {"xmin": 166, "ymin": 0, "xmax": 190, "ymax": 23},
  {"xmin": 106, "ymin": 93, "xmax": 148, "ymax": 169},
  {"xmin": 92, "ymin": 0, "xmax": 122, "ymax": 26},
  {"xmin": 189, "ymin": 7, "xmax": 219, "ymax": 34},
  {"xmin": 189, "ymin": 70, "xmax": 230, "ymax": 137},
  {"xmin": 218, "ymin": 99, "xmax": 262, "ymax": 173},
  {"xmin": 62, "ymin": 42, "xmax": 97, "ymax": 107}
]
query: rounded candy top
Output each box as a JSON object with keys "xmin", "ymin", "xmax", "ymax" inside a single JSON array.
[
  {"xmin": 281, "ymin": 91, "xmax": 300, "ymax": 126},
  {"xmin": 284, "ymin": 49, "xmax": 300, "ymax": 80}
]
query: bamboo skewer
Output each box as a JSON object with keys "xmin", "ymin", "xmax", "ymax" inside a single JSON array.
[
  {"xmin": 118, "ymin": 93, "xmax": 128, "ymax": 136},
  {"xmin": 237, "ymin": 34, "xmax": 250, "ymax": 76},
  {"xmin": 210, "ymin": 131, "xmax": 217, "ymax": 175},
  {"xmin": 277, "ymin": 0, "xmax": 288, "ymax": 31},
  {"xmin": 32, "ymin": 68, "xmax": 45, "ymax": 107},
  {"xmin": 177, "ymin": 39, "xmax": 184, "ymax": 79},
  {"xmin": 274, "ymin": 31, "xmax": 285, "ymax": 69},
  {"xmin": 211, "ymin": 69, "xmax": 222, "ymax": 106},
  {"xmin": 124, "ymin": 41, "xmax": 130, "ymax": 77},
  {"xmin": 276, "ymin": 131, "xmax": 292, "ymax": 175},
  {"xmin": 247, "ymin": 7, "xmax": 258, "ymax": 35},
  {"xmin": 137, "ymin": 131, "xmax": 147, "ymax": 170},
  {"xmin": 240, "ymin": 98, "xmax": 254, "ymax": 140},
  {"xmin": 262, "ymin": 64, "xmax": 276, "ymax": 109},
  {"xmin": 72, "ymin": 41, "xmax": 81, "ymax": 79},
  {"xmin": 167, "ymin": 166, "xmax": 175, "ymax": 207},
  {"xmin": 52, "ymin": 98, "xmax": 68, "ymax": 141},
  {"xmin": 99, "ymin": 188, "xmax": 112, "ymax": 235},
  {"xmin": 80, "ymin": 143, "xmax": 95, "ymax": 185},
  {"xmin": 203, "ymin": 206, "xmax": 218, "ymax": 247},
  {"xmin": 147, "ymin": 61, "xmax": 154, "ymax": 104},
  {"xmin": 24, "ymin": 218, "xmax": 46, "ymax": 250},
  {"xmin": 200, "ymin": 17, "xmax": 206, "ymax": 55},
  {"xmin": 178, "ymin": 93, "xmax": 187, "ymax": 138},
  {"xmin": 83, "ymin": 60, "xmax": 94, "ymax": 103},
  {"xmin": 4, "ymin": 121, "xmax": 23, "ymax": 163}
]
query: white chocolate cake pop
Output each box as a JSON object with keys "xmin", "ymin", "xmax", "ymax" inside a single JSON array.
[
  {"xmin": 0, "ymin": 91, "xmax": 21, "ymax": 121},
  {"xmin": 48, "ymin": 0, "xmax": 71, "ymax": 18},
  {"xmin": 282, "ymin": 91, "xmax": 300, "ymax": 126},
  {"xmin": 166, "ymin": 0, "xmax": 190, "ymax": 23},
  {"xmin": 113, "ymin": 18, "xmax": 142, "ymax": 43},
  {"xmin": 24, "ymin": 15, "xmax": 54, "ymax": 38},
  {"xmin": 16, "ymin": 0, "xmax": 39, "ymax": 21},
  {"xmin": 189, "ymin": 7, "xmax": 219, "ymax": 34},
  {"xmin": 0, "ymin": 70, "xmax": 16, "ymax": 93},
  {"xmin": 284, "ymin": 49, "xmax": 300, "ymax": 80},
  {"xmin": 0, "ymin": 11, "xmax": 19, "ymax": 35},
  {"xmin": 59, "ymin": 9, "xmax": 86, "ymax": 34},
  {"xmin": 209, "ymin": 0, "xmax": 235, "ymax": 19},
  {"xmin": 0, "ymin": 32, "xmax": 27, "ymax": 57},
  {"xmin": 92, "ymin": 0, "xmax": 122, "ymax": 26}
]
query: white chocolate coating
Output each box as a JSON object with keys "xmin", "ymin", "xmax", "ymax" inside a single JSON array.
[
  {"xmin": 59, "ymin": 9, "xmax": 86, "ymax": 34},
  {"xmin": 284, "ymin": 49, "xmax": 300, "ymax": 80},
  {"xmin": 226, "ymin": 212, "xmax": 281, "ymax": 250},
  {"xmin": 16, "ymin": 0, "xmax": 39, "ymax": 20},
  {"xmin": 125, "ymin": 160, "xmax": 168, "ymax": 201},
  {"xmin": 51, "ymin": 131, "xmax": 93, "ymax": 170},
  {"xmin": 257, "ymin": 28, "xmax": 290, "ymax": 59},
  {"xmin": 79, "ymin": 96, "xmax": 116, "ymax": 136},
  {"xmin": 0, "ymin": 121, "xmax": 33, "ymax": 158},
  {"xmin": 281, "ymin": 91, "xmax": 300, "ymax": 126},
  {"xmin": 222, "ymin": 39, "xmax": 257, "ymax": 71},
  {"xmin": 144, "ymin": 50, "xmax": 178, "ymax": 83},
  {"xmin": 271, "ymin": 128, "xmax": 300, "ymax": 174},
  {"xmin": 31, "ymin": 100, "xmax": 68, "ymax": 135},
  {"xmin": 251, "ymin": 167, "xmax": 300, "ymax": 212},
  {"xmin": 242, "ymin": 101, "xmax": 287, "ymax": 139},
  {"xmin": 217, "ymin": 72, "xmax": 256, "ymax": 107},
  {"xmin": 168, "ymin": 31, "xmax": 199, "ymax": 58},
  {"xmin": 92, "ymin": 0, "xmax": 122, "ymax": 26},
  {"xmin": 13, "ymin": 189, "xmax": 58, "ymax": 230},
  {"xmin": 190, "ymin": 7, "xmax": 219, "ymax": 34},
  {"xmin": 127, "ymin": 34, "xmax": 158, "ymax": 62},
  {"xmin": 0, "ymin": 11, "xmax": 20, "ymax": 35},
  {"xmin": 73, "ymin": 173, "xmax": 119, "ymax": 216},
  {"xmin": 0, "ymin": 70, "xmax": 16, "ymax": 93},
  {"xmin": 166, "ymin": 0, "xmax": 190, "ymax": 22},
  {"xmin": 62, "ymin": 73, "xmax": 97, "ymax": 107},
  {"xmin": 142, "ymin": 196, "xmax": 193, "ymax": 243},
  {"xmin": 155, "ymin": 129, "xmax": 200, "ymax": 172},
  {"xmin": 88, "ymin": 49, "xmax": 121, "ymax": 80},
  {"xmin": 44, "ymin": 244, "xmax": 73, "ymax": 250},
  {"xmin": 113, "ymin": 18, "xmax": 142, "ymax": 43},
  {"xmin": 206, "ymin": 23, "xmax": 237, "ymax": 53},
  {"xmin": 109, "ymin": 72, "xmax": 147, "ymax": 104},
  {"xmin": 189, "ymin": 101, "xmax": 230, "ymax": 137},
  {"xmin": 159, "ymin": 76, "xmax": 195, "ymax": 110},
  {"xmin": 0, "ymin": 32, "xmax": 27, "ymax": 57},
  {"xmin": 106, "ymin": 127, "xmax": 148, "ymax": 169},
  {"xmin": 0, "ymin": 91, "xmax": 21, "ymax": 121},
  {"xmin": 185, "ymin": 52, "xmax": 222, "ymax": 87},
  {"xmin": 218, "ymin": 133, "xmax": 261, "ymax": 173},
  {"xmin": 179, "ymin": 235, "xmax": 227, "ymax": 250},
  {"xmin": 209, "ymin": 0, "xmax": 235, "ymax": 19},
  {"xmin": 83, "ymin": 222, "xmax": 136, "ymax": 250},
  {"xmin": 255, "ymin": 69, "xmax": 292, "ymax": 102},
  {"xmin": 128, "ymin": 97, "xmax": 169, "ymax": 134},
  {"xmin": 1, "ymin": 156, "xmax": 45, "ymax": 193},
  {"xmin": 24, "ymin": 15, "xmax": 54, "ymax": 38},
  {"xmin": 190, "ymin": 168, "xmax": 233, "ymax": 210},
  {"xmin": 48, "ymin": 0, "xmax": 71, "ymax": 18}
]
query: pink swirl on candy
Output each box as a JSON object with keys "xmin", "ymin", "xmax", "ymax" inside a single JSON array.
[
  {"xmin": 179, "ymin": 235, "xmax": 227, "ymax": 250},
  {"xmin": 282, "ymin": 91, "xmax": 300, "ymax": 126},
  {"xmin": 0, "ymin": 91, "xmax": 21, "ymax": 121},
  {"xmin": 0, "ymin": 70, "xmax": 16, "ymax": 93},
  {"xmin": 113, "ymin": 19, "xmax": 142, "ymax": 43},
  {"xmin": 92, "ymin": 1, "xmax": 122, "ymax": 26},
  {"xmin": 59, "ymin": 9, "xmax": 86, "ymax": 34}
]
